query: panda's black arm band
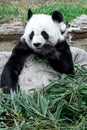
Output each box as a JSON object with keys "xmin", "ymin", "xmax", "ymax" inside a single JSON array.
[
  {"xmin": 1, "ymin": 39, "xmax": 33, "ymax": 93},
  {"xmin": 49, "ymin": 40, "xmax": 74, "ymax": 75}
]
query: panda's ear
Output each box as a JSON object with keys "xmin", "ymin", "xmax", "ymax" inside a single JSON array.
[
  {"xmin": 27, "ymin": 9, "xmax": 33, "ymax": 20},
  {"xmin": 52, "ymin": 11, "xmax": 63, "ymax": 22}
]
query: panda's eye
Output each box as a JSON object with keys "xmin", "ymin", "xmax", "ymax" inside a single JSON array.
[
  {"xmin": 29, "ymin": 31, "xmax": 34, "ymax": 40},
  {"xmin": 41, "ymin": 31, "xmax": 49, "ymax": 40}
]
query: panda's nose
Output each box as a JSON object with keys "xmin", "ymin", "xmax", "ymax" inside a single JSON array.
[{"xmin": 33, "ymin": 43, "xmax": 41, "ymax": 47}]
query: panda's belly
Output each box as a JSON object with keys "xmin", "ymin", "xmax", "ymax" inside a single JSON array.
[{"xmin": 18, "ymin": 55, "xmax": 57, "ymax": 94}]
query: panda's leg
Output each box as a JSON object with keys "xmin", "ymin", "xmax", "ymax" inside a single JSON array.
[
  {"xmin": 1, "ymin": 39, "xmax": 33, "ymax": 93},
  {"xmin": 48, "ymin": 40, "xmax": 74, "ymax": 75}
]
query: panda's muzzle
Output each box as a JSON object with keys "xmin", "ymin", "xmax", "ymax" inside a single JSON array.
[{"xmin": 33, "ymin": 43, "xmax": 42, "ymax": 48}]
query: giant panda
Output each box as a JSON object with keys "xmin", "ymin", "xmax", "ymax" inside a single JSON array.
[{"xmin": 1, "ymin": 9, "xmax": 74, "ymax": 93}]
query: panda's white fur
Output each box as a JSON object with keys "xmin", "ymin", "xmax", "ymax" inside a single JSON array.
[{"xmin": 22, "ymin": 14, "xmax": 66, "ymax": 51}]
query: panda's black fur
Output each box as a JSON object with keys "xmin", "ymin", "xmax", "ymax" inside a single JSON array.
[{"xmin": 1, "ymin": 9, "xmax": 74, "ymax": 93}]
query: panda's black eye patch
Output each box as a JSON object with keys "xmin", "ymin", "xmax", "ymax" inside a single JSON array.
[
  {"xmin": 29, "ymin": 31, "xmax": 34, "ymax": 40},
  {"xmin": 41, "ymin": 31, "xmax": 49, "ymax": 40}
]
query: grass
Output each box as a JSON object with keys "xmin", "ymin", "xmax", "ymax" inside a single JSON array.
[
  {"xmin": 0, "ymin": 65, "xmax": 87, "ymax": 129},
  {"xmin": 0, "ymin": 4, "xmax": 19, "ymax": 23},
  {"xmin": 0, "ymin": 2, "xmax": 87, "ymax": 23},
  {"xmin": 32, "ymin": 3, "xmax": 87, "ymax": 23},
  {"xmin": 23, "ymin": 3, "xmax": 87, "ymax": 23}
]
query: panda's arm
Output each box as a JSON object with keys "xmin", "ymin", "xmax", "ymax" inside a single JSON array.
[
  {"xmin": 1, "ymin": 39, "xmax": 33, "ymax": 93},
  {"xmin": 48, "ymin": 40, "xmax": 74, "ymax": 75}
]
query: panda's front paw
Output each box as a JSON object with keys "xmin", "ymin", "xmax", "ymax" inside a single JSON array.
[
  {"xmin": 1, "ymin": 79, "xmax": 20, "ymax": 94},
  {"xmin": 37, "ymin": 45, "xmax": 55, "ymax": 59},
  {"xmin": 1, "ymin": 86, "xmax": 13, "ymax": 94},
  {"xmin": 55, "ymin": 40, "xmax": 70, "ymax": 52},
  {"xmin": 1, "ymin": 85, "xmax": 20, "ymax": 94},
  {"xmin": 1, "ymin": 68, "xmax": 19, "ymax": 94},
  {"xmin": 40, "ymin": 45, "xmax": 54, "ymax": 56}
]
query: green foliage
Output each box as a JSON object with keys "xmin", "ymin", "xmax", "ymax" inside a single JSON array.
[
  {"xmin": 32, "ymin": 3, "xmax": 87, "ymax": 23},
  {"xmin": 0, "ymin": 4, "xmax": 19, "ymax": 23},
  {"xmin": 0, "ymin": 2, "xmax": 87, "ymax": 23},
  {"xmin": 0, "ymin": 65, "xmax": 87, "ymax": 129}
]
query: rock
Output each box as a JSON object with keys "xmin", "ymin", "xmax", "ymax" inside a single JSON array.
[
  {"xmin": 0, "ymin": 21, "xmax": 25, "ymax": 41},
  {"xmin": 0, "ymin": 47, "xmax": 87, "ymax": 94},
  {"xmin": 68, "ymin": 15, "xmax": 87, "ymax": 41},
  {"xmin": 70, "ymin": 15, "xmax": 87, "ymax": 28}
]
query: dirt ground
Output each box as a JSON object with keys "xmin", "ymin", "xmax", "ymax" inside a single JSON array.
[
  {"xmin": 0, "ymin": 0, "xmax": 55, "ymax": 9},
  {"xmin": 0, "ymin": 41, "xmax": 16, "ymax": 51},
  {"xmin": 0, "ymin": 38, "xmax": 87, "ymax": 52},
  {"xmin": 0, "ymin": 0, "xmax": 86, "ymax": 8}
]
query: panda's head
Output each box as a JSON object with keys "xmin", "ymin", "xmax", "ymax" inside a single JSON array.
[{"xmin": 22, "ymin": 9, "xmax": 66, "ymax": 52}]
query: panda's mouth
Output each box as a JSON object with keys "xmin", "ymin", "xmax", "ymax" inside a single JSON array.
[
  {"xmin": 34, "ymin": 44, "xmax": 54, "ymax": 54},
  {"xmin": 40, "ymin": 44, "xmax": 54, "ymax": 55},
  {"xmin": 33, "ymin": 47, "xmax": 42, "ymax": 52}
]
